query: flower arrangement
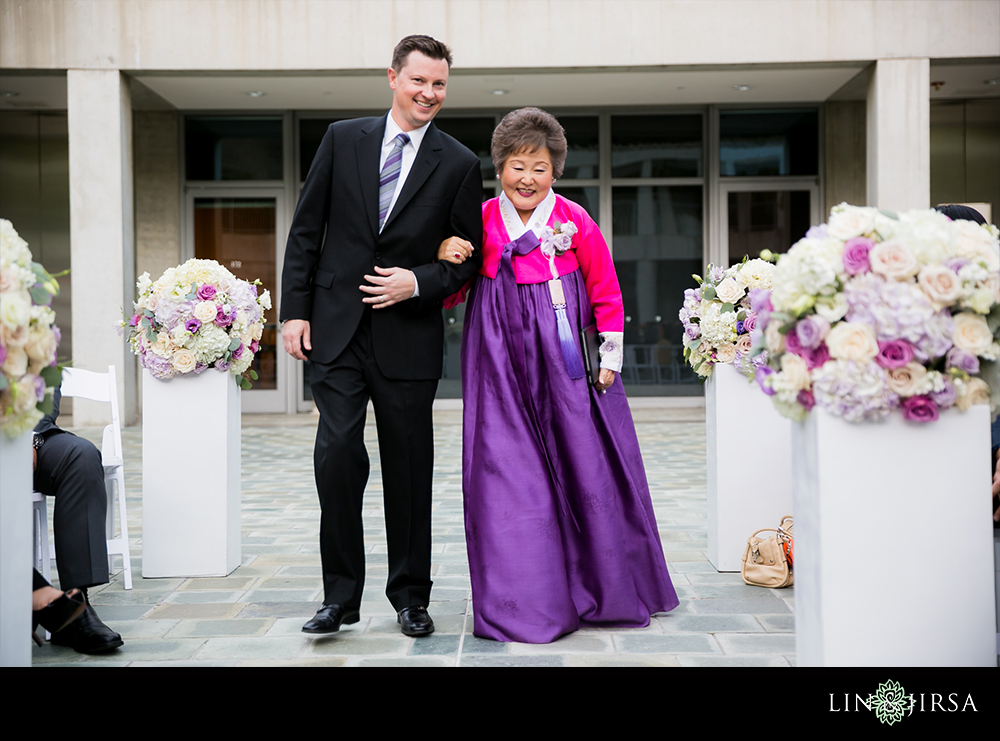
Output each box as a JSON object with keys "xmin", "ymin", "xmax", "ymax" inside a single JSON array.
[
  {"xmin": 1, "ymin": 219, "xmax": 62, "ymax": 438},
  {"xmin": 540, "ymin": 221, "xmax": 578, "ymax": 258},
  {"xmin": 679, "ymin": 255, "xmax": 776, "ymax": 379},
  {"xmin": 121, "ymin": 259, "xmax": 271, "ymax": 389},
  {"xmin": 753, "ymin": 203, "xmax": 1000, "ymax": 423}
]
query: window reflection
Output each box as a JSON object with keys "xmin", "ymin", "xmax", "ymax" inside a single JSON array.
[
  {"xmin": 612, "ymin": 186, "xmax": 703, "ymax": 392},
  {"xmin": 186, "ymin": 117, "xmax": 283, "ymax": 181},
  {"xmin": 720, "ymin": 109, "xmax": 818, "ymax": 177},
  {"xmin": 612, "ymin": 114, "xmax": 702, "ymax": 178},
  {"xmin": 727, "ymin": 190, "xmax": 812, "ymax": 264}
]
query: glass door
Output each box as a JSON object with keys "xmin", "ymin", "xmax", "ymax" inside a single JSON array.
[
  {"xmin": 185, "ymin": 190, "xmax": 286, "ymax": 412},
  {"xmin": 719, "ymin": 182, "xmax": 819, "ymax": 267}
]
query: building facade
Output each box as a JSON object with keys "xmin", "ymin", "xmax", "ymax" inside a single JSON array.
[{"xmin": 1, "ymin": 0, "xmax": 998, "ymax": 422}]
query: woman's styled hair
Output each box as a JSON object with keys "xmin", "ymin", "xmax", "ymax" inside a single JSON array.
[
  {"xmin": 934, "ymin": 204, "xmax": 987, "ymax": 225},
  {"xmin": 491, "ymin": 107, "xmax": 568, "ymax": 179}
]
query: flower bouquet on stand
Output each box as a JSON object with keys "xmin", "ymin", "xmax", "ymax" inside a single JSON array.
[
  {"xmin": 753, "ymin": 203, "xmax": 1000, "ymax": 666},
  {"xmin": 125, "ymin": 258, "xmax": 271, "ymax": 578},
  {"xmin": 680, "ymin": 255, "xmax": 791, "ymax": 572},
  {"xmin": 1, "ymin": 219, "xmax": 62, "ymax": 438},
  {"xmin": 1, "ymin": 218, "xmax": 61, "ymax": 667},
  {"xmin": 121, "ymin": 258, "xmax": 271, "ymax": 389},
  {"xmin": 680, "ymin": 256, "xmax": 775, "ymax": 380}
]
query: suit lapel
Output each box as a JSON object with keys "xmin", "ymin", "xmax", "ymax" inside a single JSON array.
[
  {"xmin": 357, "ymin": 117, "xmax": 386, "ymax": 238},
  {"xmin": 382, "ymin": 123, "xmax": 442, "ymax": 232}
]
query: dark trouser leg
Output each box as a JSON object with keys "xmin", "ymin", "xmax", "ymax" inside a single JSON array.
[
  {"xmin": 308, "ymin": 326, "xmax": 373, "ymax": 609},
  {"xmin": 368, "ymin": 367, "xmax": 438, "ymax": 612},
  {"xmin": 33, "ymin": 432, "xmax": 109, "ymax": 591}
]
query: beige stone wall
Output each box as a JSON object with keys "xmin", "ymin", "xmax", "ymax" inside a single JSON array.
[
  {"xmin": 133, "ymin": 110, "xmax": 180, "ymax": 284},
  {"xmin": 824, "ymin": 100, "xmax": 866, "ymax": 215},
  {"xmin": 3, "ymin": 0, "xmax": 998, "ymax": 71}
]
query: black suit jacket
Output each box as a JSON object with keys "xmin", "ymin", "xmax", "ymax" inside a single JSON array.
[{"xmin": 280, "ymin": 116, "xmax": 483, "ymax": 379}]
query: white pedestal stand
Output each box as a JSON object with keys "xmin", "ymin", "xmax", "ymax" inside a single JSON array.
[
  {"xmin": 142, "ymin": 369, "xmax": 241, "ymax": 577},
  {"xmin": 0, "ymin": 432, "xmax": 33, "ymax": 666},
  {"xmin": 706, "ymin": 363, "xmax": 794, "ymax": 571},
  {"xmin": 792, "ymin": 405, "xmax": 997, "ymax": 666}
]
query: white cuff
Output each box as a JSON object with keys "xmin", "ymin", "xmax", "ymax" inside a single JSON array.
[{"xmin": 598, "ymin": 331, "xmax": 624, "ymax": 373}]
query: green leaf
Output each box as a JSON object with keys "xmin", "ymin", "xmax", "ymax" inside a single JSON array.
[
  {"xmin": 249, "ymin": 369, "xmax": 259, "ymax": 381},
  {"xmin": 721, "ymin": 302, "xmax": 734, "ymax": 314},
  {"xmin": 737, "ymin": 309, "xmax": 746, "ymax": 321},
  {"xmin": 702, "ymin": 286, "xmax": 716, "ymax": 301},
  {"xmin": 40, "ymin": 365, "xmax": 62, "ymax": 387},
  {"xmin": 778, "ymin": 319, "xmax": 798, "ymax": 336},
  {"xmin": 29, "ymin": 285, "xmax": 52, "ymax": 305},
  {"xmin": 0, "ymin": 375, "xmax": 8, "ymax": 392},
  {"xmin": 229, "ymin": 337, "xmax": 242, "ymax": 351}
]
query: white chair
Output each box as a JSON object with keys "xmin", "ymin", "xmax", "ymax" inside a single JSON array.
[{"xmin": 32, "ymin": 365, "xmax": 133, "ymax": 590}]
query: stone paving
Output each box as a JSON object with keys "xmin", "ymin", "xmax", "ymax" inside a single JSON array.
[{"xmin": 31, "ymin": 404, "xmax": 797, "ymax": 667}]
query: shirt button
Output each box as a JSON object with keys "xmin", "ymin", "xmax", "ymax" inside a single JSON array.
[{"xmin": 374, "ymin": 252, "xmax": 382, "ymax": 260}]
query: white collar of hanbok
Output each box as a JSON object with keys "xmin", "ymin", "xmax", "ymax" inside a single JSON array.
[{"xmin": 499, "ymin": 189, "xmax": 556, "ymax": 244}]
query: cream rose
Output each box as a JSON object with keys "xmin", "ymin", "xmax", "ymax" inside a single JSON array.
[
  {"xmin": 826, "ymin": 322, "xmax": 878, "ymax": 362},
  {"xmin": 715, "ymin": 277, "xmax": 745, "ymax": 305},
  {"xmin": 917, "ymin": 264, "xmax": 963, "ymax": 309},
  {"xmin": 172, "ymin": 348, "xmax": 197, "ymax": 374},
  {"xmin": 715, "ymin": 343, "xmax": 737, "ymax": 364},
  {"xmin": 957, "ymin": 377, "xmax": 991, "ymax": 410},
  {"xmin": 765, "ymin": 321, "xmax": 786, "ymax": 354},
  {"xmin": 869, "ymin": 240, "xmax": 918, "ymax": 280},
  {"xmin": 735, "ymin": 334, "xmax": 753, "ymax": 355},
  {"xmin": 193, "ymin": 300, "xmax": 218, "ymax": 323},
  {"xmin": 779, "ymin": 352, "xmax": 811, "ymax": 391},
  {"xmin": 885, "ymin": 362, "xmax": 929, "ymax": 396},
  {"xmin": 952, "ymin": 312, "xmax": 995, "ymax": 357},
  {"xmin": 827, "ymin": 204, "xmax": 877, "ymax": 240}
]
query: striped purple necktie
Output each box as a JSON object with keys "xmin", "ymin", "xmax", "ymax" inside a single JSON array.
[{"xmin": 378, "ymin": 133, "xmax": 410, "ymax": 229}]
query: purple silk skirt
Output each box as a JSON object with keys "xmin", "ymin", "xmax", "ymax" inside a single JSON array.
[{"xmin": 461, "ymin": 238, "xmax": 679, "ymax": 643}]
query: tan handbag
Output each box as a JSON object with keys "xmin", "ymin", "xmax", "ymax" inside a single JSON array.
[{"xmin": 741, "ymin": 515, "xmax": 794, "ymax": 589}]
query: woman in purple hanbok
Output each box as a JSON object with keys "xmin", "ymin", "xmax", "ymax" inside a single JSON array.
[{"xmin": 439, "ymin": 108, "xmax": 678, "ymax": 643}]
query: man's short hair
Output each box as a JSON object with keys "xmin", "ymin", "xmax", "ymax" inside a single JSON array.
[
  {"xmin": 491, "ymin": 107, "xmax": 569, "ymax": 179},
  {"xmin": 391, "ymin": 35, "xmax": 453, "ymax": 72}
]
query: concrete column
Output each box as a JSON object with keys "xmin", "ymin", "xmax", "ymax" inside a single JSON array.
[
  {"xmin": 866, "ymin": 58, "xmax": 930, "ymax": 212},
  {"xmin": 67, "ymin": 70, "xmax": 136, "ymax": 425}
]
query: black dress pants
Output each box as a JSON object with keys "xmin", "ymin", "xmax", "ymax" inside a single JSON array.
[
  {"xmin": 308, "ymin": 310, "xmax": 438, "ymax": 612},
  {"xmin": 33, "ymin": 431, "xmax": 109, "ymax": 590}
]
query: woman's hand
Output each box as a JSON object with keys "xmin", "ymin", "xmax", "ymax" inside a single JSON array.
[
  {"xmin": 437, "ymin": 236, "xmax": 474, "ymax": 264},
  {"xmin": 595, "ymin": 368, "xmax": 615, "ymax": 393}
]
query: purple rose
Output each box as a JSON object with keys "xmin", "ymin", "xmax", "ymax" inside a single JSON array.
[
  {"xmin": 214, "ymin": 304, "xmax": 232, "ymax": 327},
  {"xmin": 33, "ymin": 374, "xmax": 46, "ymax": 401},
  {"xmin": 129, "ymin": 313, "xmax": 141, "ymax": 327},
  {"xmin": 946, "ymin": 347, "xmax": 980, "ymax": 375},
  {"xmin": 795, "ymin": 315, "xmax": 830, "ymax": 350},
  {"xmin": 185, "ymin": 318, "xmax": 202, "ymax": 334},
  {"xmin": 800, "ymin": 342, "xmax": 830, "ymax": 370},
  {"xmin": 742, "ymin": 312, "xmax": 757, "ymax": 334},
  {"xmin": 755, "ymin": 365, "xmax": 776, "ymax": 396},
  {"xmin": 931, "ymin": 377, "xmax": 958, "ymax": 409},
  {"xmin": 736, "ymin": 320, "xmax": 745, "ymax": 335},
  {"xmin": 876, "ymin": 339, "xmax": 916, "ymax": 370},
  {"xmin": 797, "ymin": 389, "xmax": 815, "ymax": 411},
  {"xmin": 197, "ymin": 283, "xmax": 217, "ymax": 301},
  {"xmin": 194, "ymin": 362, "xmax": 209, "ymax": 374},
  {"xmin": 842, "ymin": 237, "xmax": 874, "ymax": 275},
  {"xmin": 901, "ymin": 395, "xmax": 939, "ymax": 423},
  {"xmin": 215, "ymin": 359, "xmax": 232, "ymax": 372},
  {"xmin": 748, "ymin": 289, "xmax": 773, "ymax": 315},
  {"xmin": 250, "ymin": 339, "xmax": 260, "ymax": 354},
  {"xmin": 232, "ymin": 342, "xmax": 244, "ymax": 360},
  {"xmin": 785, "ymin": 328, "xmax": 803, "ymax": 356}
]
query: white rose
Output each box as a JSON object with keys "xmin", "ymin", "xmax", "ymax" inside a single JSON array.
[
  {"xmin": 765, "ymin": 321, "xmax": 786, "ymax": 354},
  {"xmin": 1, "ymin": 345, "xmax": 28, "ymax": 377},
  {"xmin": 827, "ymin": 203, "xmax": 877, "ymax": 240},
  {"xmin": 715, "ymin": 277, "xmax": 744, "ymax": 305},
  {"xmin": 953, "ymin": 220, "xmax": 1000, "ymax": 272},
  {"xmin": 826, "ymin": 322, "xmax": 879, "ymax": 362},
  {"xmin": 735, "ymin": 334, "xmax": 753, "ymax": 355},
  {"xmin": 814, "ymin": 292, "xmax": 849, "ymax": 323},
  {"xmin": 952, "ymin": 312, "xmax": 995, "ymax": 357},
  {"xmin": 779, "ymin": 352, "xmax": 811, "ymax": 391},
  {"xmin": 0, "ymin": 290, "xmax": 31, "ymax": 330}
]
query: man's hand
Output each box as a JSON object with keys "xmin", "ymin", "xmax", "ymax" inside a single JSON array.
[
  {"xmin": 282, "ymin": 319, "xmax": 312, "ymax": 361},
  {"xmin": 360, "ymin": 266, "xmax": 416, "ymax": 309}
]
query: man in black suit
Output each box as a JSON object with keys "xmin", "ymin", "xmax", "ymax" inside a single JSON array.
[{"xmin": 280, "ymin": 35, "xmax": 483, "ymax": 637}]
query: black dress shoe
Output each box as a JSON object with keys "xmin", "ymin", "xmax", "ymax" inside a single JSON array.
[
  {"xmin": 302, "ymin": 604, "xmax": 360, "ymax": 634},
  {"xmin": 397, "ymin": 606, "xmax": 434, "ymax": 637},
  {"xmin": 49, "ymin": 605, "xmax": 123, "ymax": 654}
]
